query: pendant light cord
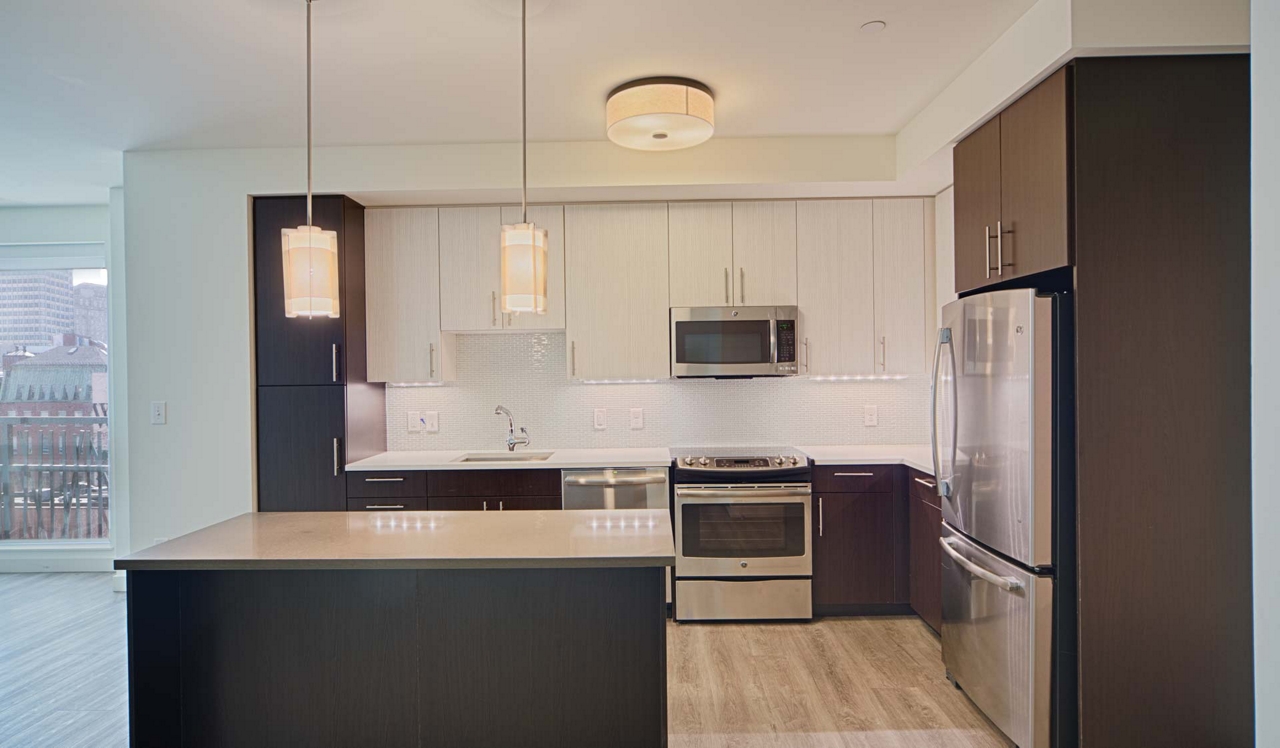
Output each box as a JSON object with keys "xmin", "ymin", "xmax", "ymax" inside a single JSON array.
[
  {"xmin": 521, "ymin": 0, "xmax": 527, "ymax": 224},
  {"xmin": 306, "ymin": 0, "xmax": 314, "ymax": 227}
]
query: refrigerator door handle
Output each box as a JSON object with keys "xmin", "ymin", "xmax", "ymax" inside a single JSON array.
[
  {"xmin": 940, "ymin": 537, "xmax": 1022, "ymax": 591},
  {"xmin": 931, "ymin": 327, "xmax": 954, "ymax": 498}
]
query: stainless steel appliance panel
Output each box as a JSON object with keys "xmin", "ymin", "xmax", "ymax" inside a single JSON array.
[
  {"xmin": 674, "ymin": 484, "xmax": 811, "ymax": 578},
  {"xmin": 940, "ymin": 522, "xmax": 1052, "ymax": 748},
  {"xmin": 934, "ymin": 289, "xmax": 1054, "ymax": 568},
  {"xmin": 561, "ymin": 468, "xmax": 669, "ymax": 510},
  {"xmin": 670, "ymin": 306, "xmax": 798, "ymax": 377},
  {"xmin": 675, "ymin": 578, "xmax": 812, "ymax": 621}
]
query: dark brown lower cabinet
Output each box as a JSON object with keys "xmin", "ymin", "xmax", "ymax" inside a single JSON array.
[
  {"xmin": 908, "ymin": 475, "xmax": 942, "ymax": 633},
  {"xmin": 257, "ymin": 386, "xmax": 346, "ymax": 512},
  {"xmin": 812, "ymin": 492, "xmax": 897, "ymax": 609},
  {"xmin": 427, "ymin": 495, "xmax": 560, "ymax": 511}
]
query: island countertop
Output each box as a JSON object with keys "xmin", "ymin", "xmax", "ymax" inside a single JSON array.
[{"xmin": 115, "ymin": 509, "xmax": 675, "ymax": 571}]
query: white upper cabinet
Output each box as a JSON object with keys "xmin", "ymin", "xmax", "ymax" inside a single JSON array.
[
  {"xmin": 873, "ymin": 198, "xmax": 929, "ymax": 375},
  {"xmin": 732, "ymin": 201, "xmax": 798, "ymax": 306},
  {"xmin": 668, "ymin": 202, "xmax": 734, "ymax": 307},
  {"xmin": 500, "ymin": 204, "xmax": 566, "ymax": 331},
  {"xmin": 439, "ymin": 206, "xmax": 503, "ymax": 332},
  {"xmin": 364, "ymin": 207, "xmax": 454, "ymax": 383},
  {"xmin": 565, "ymin": 203, "xmax": 670, "ymax": 380},
  {"xmin": 796, "ymin": 200, "xmax": 875, "ymax": 376}
]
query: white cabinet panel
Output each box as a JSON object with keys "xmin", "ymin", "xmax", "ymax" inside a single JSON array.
[
  {"xmin": 500, "ymin": 204, "xmax": 566, "ymax": 331},
  {"xmin": 365, "ymin": 207, "xmax": 454, "ymax": 383},
  {"xmin": 565, "ymin": 203, "xmax": 670, "ymax": 380},
  {"xmin": 439, "ymin": 206, "xmax": 502, "ymax": 332},
  {"xmin": 668, "ymin": 202, "xmax": 733, "ymax": 307},
  {"xmin": 732, "ymin": 201, "xmax": 798, "ymax": 306},
  {"xmin": 796, "ymin": 200, "xmax": 875, "ymax": 376},
  {"xmin": 873, "ymin": 199, "xmax": 928, "ymax": 375}
]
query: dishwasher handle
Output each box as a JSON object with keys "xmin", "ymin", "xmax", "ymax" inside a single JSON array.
[{"xmin": 564, "ymin": 474, "xmax": 668, "ymax": 487}]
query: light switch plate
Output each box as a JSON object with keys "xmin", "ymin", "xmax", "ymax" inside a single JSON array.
[
  {"xmin": 630, "ymin": 408, "xmax": 644, "ymax": 430},
  {"xmin": 864, "ymin": 405, "xmax": 878, "ymax": 427},
  {"xmin": 423, "ymin": 411, "xmax": 439, "ymax": 433},
  {"xmin": 593, "ymin": 408, "xmax": 607, "ymax": 430},
  {"xmin": 407, "ymin": 411, "xmax": 422, "ymax": 433},
  {"xmin": 150, "ymin": 401, "xmax": 167, "ymax": 425}
]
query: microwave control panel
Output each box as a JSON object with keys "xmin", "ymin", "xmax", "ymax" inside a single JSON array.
[{"xmin": 776, "ymin": 320, "xmax": 797, "ymax": 371}]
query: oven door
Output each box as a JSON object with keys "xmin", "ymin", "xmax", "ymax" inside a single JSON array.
[
  {"xmin": 671, "ymin": 307, "xmax": 785, "ymax": 377},
  {"xmin": 674, "ymin": 484, "xmax": 811, "ymax": 577}
]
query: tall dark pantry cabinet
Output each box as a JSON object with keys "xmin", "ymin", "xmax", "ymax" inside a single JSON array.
[{"xmin": 252, "ymin": 195, "xmax": 385, "ymax": 511}]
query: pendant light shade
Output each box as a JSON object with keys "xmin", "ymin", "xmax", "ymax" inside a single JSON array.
[
  {"xmin": 282, "ymin": 224, "xmax": 340, "ymax": 318},
  {"xmin": 283, "ymin": 0, "xmax": 340, "ymax": 318},
  {"xmin": 500, "ymin": 222, "xmax": 548, "ymax": 314}
]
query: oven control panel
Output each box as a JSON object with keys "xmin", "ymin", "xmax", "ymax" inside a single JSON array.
[{"xmin": 678, "ymin": 454, "xmax": 803, "ymax": 469}]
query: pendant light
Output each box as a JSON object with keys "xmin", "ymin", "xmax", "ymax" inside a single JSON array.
[
  {"xmin": 499, "ymin": 0, "xmax": 548, "ymax": 315},
  {"xmin": 281, "ymin": 0, "xmax": 340, "ymax": 319}
]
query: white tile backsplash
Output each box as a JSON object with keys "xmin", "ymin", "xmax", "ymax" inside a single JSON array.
[{"xmin": 386, "ymin": 332, "xmax": 930, "ymax": 451}]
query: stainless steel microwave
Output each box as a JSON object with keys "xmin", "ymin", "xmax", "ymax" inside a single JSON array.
[{"xmin": 670, "ymin": 306, "xmax": 799, "ymax": 378}]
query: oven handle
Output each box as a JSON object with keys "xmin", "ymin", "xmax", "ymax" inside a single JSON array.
[{"xmin": 676, "ymin": 487, "xmax": 811, "ymax": 500}]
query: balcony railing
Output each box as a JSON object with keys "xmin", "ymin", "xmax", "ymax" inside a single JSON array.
[{"xmin": 0, "ymin": 415, "xmax": 109, "ymax": 541}]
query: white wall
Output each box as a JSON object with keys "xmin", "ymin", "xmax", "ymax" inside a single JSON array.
[
  {"xmin": 1255, "ymin": 0, "xmax": 1280, "ymax": 740},
  {"xmin": 933, "ymin": 185, "xmax": 956, "ymax": 327}
]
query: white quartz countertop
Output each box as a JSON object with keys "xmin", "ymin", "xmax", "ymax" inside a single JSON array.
[
  {"xmin": 346, "ymin": 447, "xmax": 672, "ymax": 472},
  {"xmin": 795, "ymin": 444, "xmax": 934, "ymax": 475},
  {"xmin": 115, "ymin": 510, "xmax": 675, "ymax": 571}
]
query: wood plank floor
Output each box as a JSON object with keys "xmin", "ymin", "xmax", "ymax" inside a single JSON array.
[{"xmin": 0, "ymin": 574, "xmax": 1009, "ymax": 748}]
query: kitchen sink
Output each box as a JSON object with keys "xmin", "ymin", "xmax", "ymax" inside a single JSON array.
[{"xmin": 454, "ymin": 451, "xmax": 555, "ymax": 463}]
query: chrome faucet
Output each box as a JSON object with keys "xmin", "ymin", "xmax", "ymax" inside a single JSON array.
[{"xmin": 494, "ymin": 405, "xmax": 530, "ymax": 452}]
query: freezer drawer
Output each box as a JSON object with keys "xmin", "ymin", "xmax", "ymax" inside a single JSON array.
[{"xmin": 941, "ymin": 523, "xmax": 1052, "ymax": 748}]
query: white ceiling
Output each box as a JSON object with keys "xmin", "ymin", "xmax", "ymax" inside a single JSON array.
[{"xmin": 0, "ymin": 0, "xmax": 1035, "ymax": 204}]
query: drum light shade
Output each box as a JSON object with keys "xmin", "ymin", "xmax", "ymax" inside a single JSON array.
[
  {"xmin": 281, "ymin": 225, "xmax": 340, "ymax": 318},
  {"xmin": 606, "ymin": 77, "xmax": 714, "ymax": 151},
  {"xmin": 500, "ymin": 222, "xmax": 548, "ymax": 314}
]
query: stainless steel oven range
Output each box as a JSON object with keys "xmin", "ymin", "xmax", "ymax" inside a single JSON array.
[{"xmin": 672, "ymin": 448, "xmax": 812, "ymax": 621}]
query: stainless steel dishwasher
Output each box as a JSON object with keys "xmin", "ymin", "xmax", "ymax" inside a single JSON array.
[{"xmin": 561, "ymin": 468, "xmax": 669, "ymax": 510}]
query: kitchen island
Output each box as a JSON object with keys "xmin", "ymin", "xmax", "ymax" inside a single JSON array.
[{"xmin": 116, "ymin": 509, "xmax": 674, "ymax": 748}]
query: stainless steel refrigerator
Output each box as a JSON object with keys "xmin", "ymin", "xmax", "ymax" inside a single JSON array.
[{"xmin": 931, "ymin": 288, "xmax": 1077, "ymax": 748}]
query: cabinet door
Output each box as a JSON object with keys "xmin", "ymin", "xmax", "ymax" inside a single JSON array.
[
  {"xmin": 812, "ymin": 492, "xmax": 896, "ymax": 606},
  {"xmin": 253, "ymin": 196, "xmax": 347, "ymax": 386},
  {"xmin": 500, "ymin": 205, "xmax": 566, "ymax": 331},
  {"xmin": 498, "ymin": 495, "xmax": 562, "ymax": 511},
  {"xmin": 1000, "ymin": 66, "xmax": 1071, "ymax": 280},
  {"xmin": 257, "ymin": 385, "xmax": 346, "ymax": 512},
  {"xmin": 873, "ymin": 199, "xmax": 928, "ymax": 375},
  {"xmin": 366, "ymin": 208, "xmax": 449, "ymax": 383},
  {"xmin": 668, "ymin": 202, "xmax": 734, "ymax": 307},
  {"xmin": 909, "ymin": 491, "xmax": 943, "ymax": 633},
  {"xmin": 427, "ymin": 496, "xmax": 490, "ymax": 511},
  {"xmin": 564, "ymin": 203, "xmax": 670, "ymax": 381},
  {"xmin": 796, "ymin": 200, "xmax": 875, "ymax": 376},
  {"xmin": 439, "ymin": 206, "xmax": 503, "ymax": 332},
  {"xmin": 953, "ymin": 116, "xmax": 1002, "ymax": 293},
  {"xmin": 731, "ymin": 201, "xmax": 797, "ymax": 306}
]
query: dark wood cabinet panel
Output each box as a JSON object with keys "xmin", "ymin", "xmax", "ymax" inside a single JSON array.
[
  {"xmin": 253, "ymin": 195, "xmax": 349, "ymax": 387},
  {"xmin": 908, "ymin": 488, "xmax": 942, "ymax": 634},
  {"xmin": 811, "ymin": 465, "xmax": 894, "ymax": 494},
  {"xmin": 428, "ymin": 469, "xmax": 562, "ymax": 498},
  {"xmin": 345, "ymin": 471, "xmax": 427, "ymax": 499},
  {"xmin": 427, "ymin": 496, "xmax": 490, "ymax": 511},
  {"xmin": 500, "ymin": 494, "xmax": 563, "ymax": 511},
  {"xmin": 256, "ymin": 386, "xmax": 346, "ymax": 512},
  {"xmin": 812, "ymin": 492, "xmax": 897, "ymax": 607},
  {"xmin": 1000, "ymin": 66, "xmax": 1071, "ymax": 280},
  {"xmin": 953, "ymin": 115, "xmax": 1001, "ymax": 293},
  {"xmin": 347, "ymin": 497, "xmax": 430, "ymax": 512}
]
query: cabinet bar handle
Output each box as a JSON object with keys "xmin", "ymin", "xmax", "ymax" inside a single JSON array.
[
  {"xmin": 483, "ymin": 501, "xmax": 488, "ymax": 511},
  {"xmin": 803, "ymin": 338, "xmax": 810, "ymax": 373},
  {"xmin": 985, "ymin": 226, "xmax": 992, "ymax": 279},
  {"xmin": 570, "ymin": 341, "xmax": 577, "ymax": 377},
  {"xmin": 492, "ymin": 291, "xmax": 498, "ymax": 326},
  {"xmin": 724, "ymin": 268, "xmax": 730, "ymax": 303},
  {"xmin": 834, "ymin": 472, "xmax": 875, "ymax": 477},
  {"xmin": 739, "ymin": 267, "xmax": 745, "ymax": 304},
  {"xmin": 332, "ymin": 344, "xmax": 339, "ymax": 382},
  {"xmin": 365, "ymin": 477, "xmax": 404, "ymax": 483},
  {"xmin": 880, "ymin": 336, "xmax": 887, "ymax": 372},
  {"xmin": 914, "ymin": 477, "xmax": 937, "ymax": 489},
  {"xmin": 429, "ymin": 343, "xmax": 436, "ymax": 379},
  {"xmin": 818, "ymin": 497, "xmax": 823, "ymax": 537},
  {"xmin": 364, "ymin": 504, "xmax": 405, "ymax": 510},
  {"xmin": 499, "ymin": 501, "xmax": 504, "ymax": 511},
  {"xmin": 333, "ymin": 438, "xmax": 340, "ymax": 477},
  {"xmin": 996, "ymin": 220, "xmax": 1003, "ymax": 277}
]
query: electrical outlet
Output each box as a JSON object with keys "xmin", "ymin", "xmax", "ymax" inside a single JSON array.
[
  {"xmin": 864, "ymin": 405, "xmax": 878, "ymax": 426},
  {"xmin": 422, "ymin": 411, "xmax": 439, "ymax": 433},
  {"xmin": 630, "ymin": 408, "xmax": 644, "ymax": 430},
  {"xmin": 150, "ymin": 401, "xmax": 167, "ymax": 425},
  {"xmin": 407, "ymin": 411, "xmax": 422, "ymax": 433},
  {"xmin": 593, "ymin": 408, "xmax": 607, "ymax": 430}
]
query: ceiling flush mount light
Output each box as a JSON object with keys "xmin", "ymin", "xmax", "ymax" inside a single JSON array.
[
  {"xmin": 499, "ymin": 0, "xmax": 548, "ymax": 315},
  {"xmin": 606, "ymin": 77, "xmax": 714, "ymax": 151},
  {"xmin": 282, "ymin": 0, "xmax": 340, "ymax": 319}
]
